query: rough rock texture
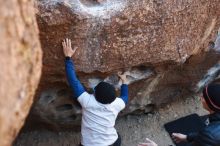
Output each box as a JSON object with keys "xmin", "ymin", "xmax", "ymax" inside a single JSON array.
[
  {"xmin": 0, "ymin": 0, "xmax": 42, "ymax": 145},
  {"xmin": 29, "ymin": 0, "xmax": 220, "ymax": 129}
]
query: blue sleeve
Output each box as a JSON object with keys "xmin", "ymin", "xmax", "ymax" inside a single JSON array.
[
  {"xmin": 65, "ymin": 57, "xmax": 85, "ymax": 99},
  {"xmin": 120, "ymin": 84, "xmax": 128, "ymax": 104}
]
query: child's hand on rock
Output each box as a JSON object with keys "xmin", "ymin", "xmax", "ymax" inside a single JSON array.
[{"xmin": 118, "ymin": 72, "xmax": 129, "ymax": 84}]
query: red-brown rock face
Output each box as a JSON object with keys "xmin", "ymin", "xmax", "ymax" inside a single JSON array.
[
  {"xmin": 0, "ymin": 0, "xmax": 42, "ymax": 145},
  {"xmin": 31, "ymin": 0, "xmax": 220, "ymax": 129},
  {"xmin": 36, "ymin": 0, "xmax": 220, "ymax": 73}
]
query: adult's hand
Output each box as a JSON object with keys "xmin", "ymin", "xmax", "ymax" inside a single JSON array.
[
  {"xmin": 62, "ymin": 38, "xmax": 77, "ymax": 57},
  {"xmin": 172, "ymin": 133, "xmax": 187, "ymax": 143},
  {"xmin": 138, "ymin": 138, "xmax": 158, "ymax": 146}
]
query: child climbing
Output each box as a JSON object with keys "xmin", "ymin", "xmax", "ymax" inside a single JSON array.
[{"xmin": 62, "ymin": 38, "xmax": 129, "ymax": 146}]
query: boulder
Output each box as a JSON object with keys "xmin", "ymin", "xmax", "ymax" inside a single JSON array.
[
  {"xmin": 0, "ymin": 0, "xmax": 42, "ymax": 145},
  {"xmin": 31, "ymin": 0, "xmax": 220, "ymax": 129}
]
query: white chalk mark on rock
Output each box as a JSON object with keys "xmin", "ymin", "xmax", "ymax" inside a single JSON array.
[
  {"xmin": 196, "ymin": 64, "xmax": 220, "ymax": 92},
  {"xmin": 88, "ymin": 67, "xmax": 154, "ymax": 89},
  {"xmin": 65, "ymin": 0, "xmax": 127, "ymax": 19},
  {"xmin": 196, "ymin": 27, "xmax": 220, "ymax": 91},
  {"xmin": 213, "ymin": 29, "xmax": 220, "ymax": 52}
]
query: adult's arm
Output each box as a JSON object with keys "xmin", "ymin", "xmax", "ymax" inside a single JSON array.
[
  {"xmin": 192, "ymin": 130, "xmax": 215, "ymax": 146},
  {"xmin": 187, "ymin": 132, "xmax": 198, "ymax": 142}
]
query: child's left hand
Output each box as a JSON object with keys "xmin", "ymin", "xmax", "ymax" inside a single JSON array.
[{"xmin": 118, "ymin": 72, "xmax": 129, "ymax": 84}]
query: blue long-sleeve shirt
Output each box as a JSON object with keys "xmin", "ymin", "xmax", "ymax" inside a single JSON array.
[
  {"xmin": 65, "ymin": 57, "xmax": 85, "ymax": 98},
  {"xmin": 65, "ymin": 57, "xmax": 129, "ymax": 104},
  {"xmin": 120, "ymin": 84, "xmax": 128, "ymax": 104}
]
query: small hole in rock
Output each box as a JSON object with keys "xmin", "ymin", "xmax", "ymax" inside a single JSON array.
[
  {"xmin": 56, "ymin": 104, "xmax": 73, "ymax": 111},
  {"xmin": 79, "ymin": 0, "xmax": 103, "ymax": 7},
  {"xmin": 63, "ymin": 115, "xmax": 78, "ymax": 122},
  {"xmin": 208, "ymin": 41, "xmax": 215, "ymax": 49},
  {"xmin": 43, "ymin": 95, "xmax": 55, "ymax": 104},
  {"xmin": 57, "ymin": 89, "xmax": 68, "ymax": 97}
]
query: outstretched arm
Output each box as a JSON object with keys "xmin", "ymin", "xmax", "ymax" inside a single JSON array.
[
  {"xmin": 118, "ymin": 72, "xmax": 129, "ymax": 104},
  {"xmin": 172, "ymin": 132, "xmax": 200, "ymax": 144},
  {"xmin": 192, "ymin": 130, "xmax": 213, "ymax": 146},
  {"xmin": 63, "ymin": 38, "xmax": 85, "ymax": 98}
]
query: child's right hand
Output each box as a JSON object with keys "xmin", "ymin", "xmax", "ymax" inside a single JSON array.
[
  {"xmin": 118, "ymin": 72, "xmax": 129, "ymax": 84},
  {"xmin": 62, "ymin": 38, "xmax": 77, "ymax": 57}
]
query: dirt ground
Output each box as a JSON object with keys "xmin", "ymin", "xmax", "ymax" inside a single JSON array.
[{"xmin": 13, "ymin": 95, "xmax": 208, "ymax": 146}]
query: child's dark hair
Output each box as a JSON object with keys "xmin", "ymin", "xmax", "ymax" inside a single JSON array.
[{"xmin": 94, "ymin": 82, "xmax": 116, "ymax": 104}]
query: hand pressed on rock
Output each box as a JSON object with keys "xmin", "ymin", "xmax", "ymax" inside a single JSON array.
[
  {"xmin": 62, "ymin": 38, "xmax": 77, "ymax": 57},
  {"xmin": 118, "ymin": 72, "xmax": 129, "ymax": 84}
]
